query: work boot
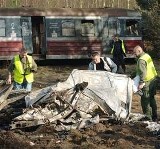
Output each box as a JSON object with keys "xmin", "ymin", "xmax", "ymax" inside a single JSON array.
[
  {"xmin": 152, "ymin": 116, "xmax": 158, "ymax": 122},
  {"xmin": 152, "ymin": 118, "xmax": 158, "ymax": 122}
]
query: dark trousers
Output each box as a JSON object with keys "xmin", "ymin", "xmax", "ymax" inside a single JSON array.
[
  {"xmin": 141, "ymin": 78, "xmax": 157, "ymax": 120},
  {"xmin": 113, "ymin": 55, "xmax": 126, "ymax": 73}
]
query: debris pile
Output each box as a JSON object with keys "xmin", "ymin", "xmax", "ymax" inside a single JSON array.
[{"xmin": 1, "ymin": 69, "xmax": 133, "ymax": 130}]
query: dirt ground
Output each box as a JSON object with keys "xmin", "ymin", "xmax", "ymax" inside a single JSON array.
[{"xmin": 0, "ymin": 59, "xmax": 160, "ymax": 149}]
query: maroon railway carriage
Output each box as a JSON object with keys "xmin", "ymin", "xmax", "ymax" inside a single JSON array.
[{"xmin": 0, "ymin": 8, "xmax": 142, "ymax": 60}]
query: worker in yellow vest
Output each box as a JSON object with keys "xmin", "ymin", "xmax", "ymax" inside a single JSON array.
[
  {"xmin": 6, "ymin": 48, "xmax": 37, "ymax": 92},
  {"xmin": 133, "ymin": 45, "xmax": 158, "ymax": 121},
  {"xmin": 111, "ymin": 34, "xmax": 126, "ymax": 74}
]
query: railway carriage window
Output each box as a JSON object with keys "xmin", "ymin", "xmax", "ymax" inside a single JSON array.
[
  {"xmin": 6, "ymin": 18, "xmax": 21, "ymax": 37},
  {"xmin": 125, "ymin": 20, "xmax": 140, "ymax": 36},
  {"xmin": 81, "ymin": 20, "xmax": 95, "ymax": 37},
  {"xmin": 0, "ymin": 19, "xmax": 6, "ymax": 37},
  {"xmin": 62, "ymin": 20, "xmax": 75, "ymax": 37},
  {"xmin": 46, "ymin": 19, "xmax": 61, "ymax": 38}
]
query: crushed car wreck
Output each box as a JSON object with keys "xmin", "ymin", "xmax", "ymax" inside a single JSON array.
[{"xmin": 8, "ymin": 69, "xmax": 133, "ymax": 130}]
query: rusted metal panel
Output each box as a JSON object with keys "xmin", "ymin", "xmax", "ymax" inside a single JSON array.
[
  {"xmin": 0, "ymin": 48, "xmax": 20, "ymax": 53},
  {"xmin": 47, "ymin": 49, "xmax": 88, "ymax": 55},
  {"xmin": 0, "ymin": 41, "xmax": 22, "ymax": 48},
  {"xmin": 47, "ymin": 41, "xmax": 102, "ymax": 47},
  {"xmin": 0, "ymin": 41, "xmax": 22, "ymax": 58},
  {"xmin": 46, "ymin": 40, "xmax": 102, "ymax": 56},
  {"xmin": 125, "ymin": 39, "xmax": 143, "ymax": 53}
]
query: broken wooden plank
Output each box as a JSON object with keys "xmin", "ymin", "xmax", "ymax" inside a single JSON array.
[
  {"xmin": 0, "ymin": 84, "xmax": 13, "ymax": 104},
  {"xmin": 10, "ymin": 89, "xmax": 30, "ymax": 94},
  {"xmin": 0, "ymin": 84, "xmax": 13, "ymax": 111}
]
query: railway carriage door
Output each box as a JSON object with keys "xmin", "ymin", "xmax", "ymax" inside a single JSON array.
[
  {"xmin": 31, "ymin": 16, "xmax": 46, "ymax": 56},
  {"xmin": 21, "ymin": 17, "xmax": 33, "ymax": 53}
]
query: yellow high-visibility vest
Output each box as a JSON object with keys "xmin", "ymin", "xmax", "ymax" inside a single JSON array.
[
  {"xmin": 137, "ymin": 53, "xmax": 157, "ymax": 81},
  {"xmin": 13, "ymin": 55, "xmax": 34, "ymax": 84},
  {"xmin": 111, "ymin": 39, "xmax": 126, "ymax": 54}
]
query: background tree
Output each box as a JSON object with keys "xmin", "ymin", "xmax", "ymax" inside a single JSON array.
[
  {"xmin": 136, "ymin": 0, "xmax": 157, "ymax": 10},
  {"xmin": 136, "ymin": 0, "xmax": 160, "ymax": 58}
]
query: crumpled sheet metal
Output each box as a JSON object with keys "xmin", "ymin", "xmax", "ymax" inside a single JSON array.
[
  {"xmin": 26, "ymin": 69, "xmax": 132, "ymax": 119},
  {"xmin": 11, "ymin": 69, "xmax": 133, "ymax": 129}
]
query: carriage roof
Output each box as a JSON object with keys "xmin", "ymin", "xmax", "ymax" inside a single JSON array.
[{"xmin": 0, "ymin": 7, "xmax": 141, "ymax": 17}]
